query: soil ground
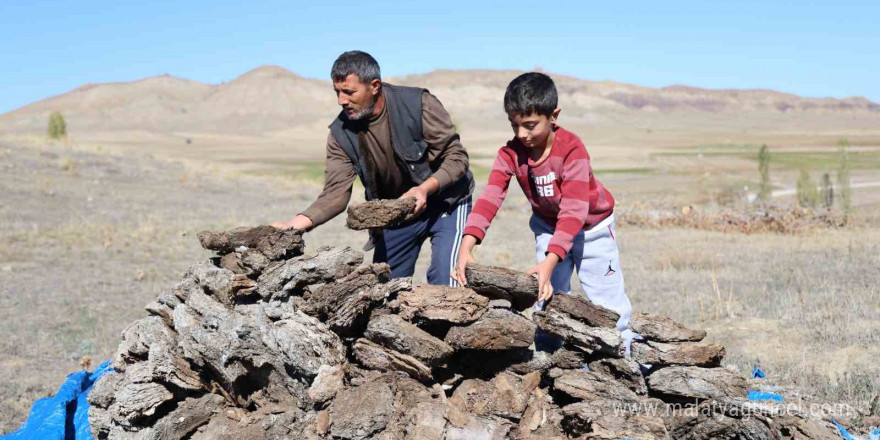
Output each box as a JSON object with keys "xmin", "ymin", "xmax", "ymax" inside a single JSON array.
[{"xmin": 1, "ymin": 136, "xmax": 878, "ymax": 433}]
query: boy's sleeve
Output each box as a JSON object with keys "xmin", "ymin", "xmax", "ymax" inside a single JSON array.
[
  {"xmin": 299, "ymin": 133, "xmax": 357, "ymax": 227},
  {"xmin": 546, "ymin": 146, "xmax": 592, "ymax": 259},
  {"xmin": 463, "ymin": 149, "xmax": 514, "ymax": 242}
]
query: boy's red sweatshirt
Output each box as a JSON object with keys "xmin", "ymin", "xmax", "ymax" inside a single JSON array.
[{"xmin": 463, "ymin": 126, "xmax": 615, "ymax": 259}]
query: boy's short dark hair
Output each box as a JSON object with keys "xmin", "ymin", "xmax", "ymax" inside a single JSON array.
[
  {"xmin": 503, "ymin": 72, "xmax": 558, "ymax": 117},
  {"xmin": 331, "ymin": 50, "xmax": 381, "ymax": 84}
]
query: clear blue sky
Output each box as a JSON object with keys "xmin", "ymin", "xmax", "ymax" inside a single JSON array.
[{"xmin": 1, "ymin": 0, "xmax": 878, "ymax": 114}]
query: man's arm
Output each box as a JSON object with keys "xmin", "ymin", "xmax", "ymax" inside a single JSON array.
[
  {"xmin": 398, "ymin": 91, "xmax": 469, "ymax": 215},
  {"xmin": 421, "ymin": 91, "xmax": 469, "ymax": 191},
  {"xmin": 272, "ymin": 133, "xmax": 356, "ymax": 230}
]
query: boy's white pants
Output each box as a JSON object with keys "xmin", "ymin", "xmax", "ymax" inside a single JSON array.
[{"xmin": 531, "ymin": 214, "xmax": 636, "ymax": 352}]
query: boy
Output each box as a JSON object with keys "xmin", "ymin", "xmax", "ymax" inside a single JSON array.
[{"xmin": 451, "ymin": 72, "xmax": 635, "ymax": 350}]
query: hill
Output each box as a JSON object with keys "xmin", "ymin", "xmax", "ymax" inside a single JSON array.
[{"xmin": 3, "ymin": 66, "xmax": 879, "ymax": 142}]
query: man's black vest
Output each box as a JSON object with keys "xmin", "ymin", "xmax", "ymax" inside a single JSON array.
[{"xmin": 329, "ymin": 82, "xmax": 473, "ymax": 210}]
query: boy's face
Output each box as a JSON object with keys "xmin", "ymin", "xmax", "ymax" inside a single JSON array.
[{"xmin": 508, "ymin": 109, "xmax": 561, "ymax": 149}]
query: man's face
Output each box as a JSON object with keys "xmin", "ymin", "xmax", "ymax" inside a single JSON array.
[
  {"xmin": 334, "ymin": 74, "xmax": 381, "ymax": 121},
  {"xmin": 508, "ymin": 109, "xmax": 560, "ymax": 149}
]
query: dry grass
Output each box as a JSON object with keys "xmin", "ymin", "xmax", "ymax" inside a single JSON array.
[
  {"xmin": 617, "ymin": 203, "xmax": 850, "ymax": 234},
  {"xmin": 1, "ymin": 137, "xmax": 878, "ymax": 433},
  {"xmin": 619, "ymin": 227, "xmax": 880, "ymax": 409},
  {"xmin": 0, "ymin": 139, "xmax": 363, "ymax": 433}
]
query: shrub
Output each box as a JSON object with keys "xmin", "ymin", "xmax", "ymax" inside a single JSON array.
[
  {"xmin": 836, "ymin": 139, "xmax": 852, "ymax": 213},
  {"xmin": 757, "ymin": 144, "xmax": 771, "ymax": 201},
  {"xmin": 821, "ymin": 172, "xmax": 834, "ymax": 208},
  {"xmin": 796, "ymin": 169, "xmax": 820, "ymax": 209},
  {"xmin": 47, "ymin": 112, "xmax": 67, "ymax": 139}
]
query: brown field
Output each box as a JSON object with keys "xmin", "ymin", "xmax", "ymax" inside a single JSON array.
[
  {"xmin": 1, "ymin": 131, "xmax": 879, "ymax": 433},
  {"xmin": 2, "ymin": 67, "xmax": 880, "ymax": 433}
]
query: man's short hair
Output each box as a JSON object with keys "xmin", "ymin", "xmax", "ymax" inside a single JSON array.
[
  {"xmin": 331, "ymin": 51, "xmax": 381, "ymax": 84},
  {"xmin": 503, "ymin": 72, "xmax": 558, "ymax": 117}
]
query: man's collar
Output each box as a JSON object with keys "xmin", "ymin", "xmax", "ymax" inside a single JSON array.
[{"xmin": 368, "ymin": 90, "xmax": 387, "ymax": 124}]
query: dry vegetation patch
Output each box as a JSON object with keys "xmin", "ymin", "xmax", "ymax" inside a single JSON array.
[{"xmin": 617, "ymin": 203, "xmax": 849, "ymax": 234}]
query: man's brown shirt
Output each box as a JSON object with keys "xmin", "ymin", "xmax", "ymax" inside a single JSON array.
[{"xmin": 301, "ymin": 90, "xmax": 468, "ymax": 226}]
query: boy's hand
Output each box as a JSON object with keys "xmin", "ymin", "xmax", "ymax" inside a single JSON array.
[
  {"xmin": 450, "ymin": 235, "xmax": 479, "ymax": 286},
  {"xmin": 527, "ymin": 253, "xmax": 560, "ymax": 302},
  {"xmin": 451, "ymin": 250, "xmax": 475, "ymax": 286}
]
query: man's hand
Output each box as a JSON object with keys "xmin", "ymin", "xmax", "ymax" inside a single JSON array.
[
  {"xmin": 399, "ymin": 187, "xmax": 428, "ymax": 215},
  {"xmin": 527, "ymin": 253, "xmax": 560, "ymax": 302},
  {"xmin": 450, "ymin": 235, "xmax": 479, "ymax": 286},
  {"xmin": 399, "ymin": 177, "xmax": 440, "ymax": 216},
  {"xmin": 270, "ymin": 214, "xmax": 313, "ymax": 231}
]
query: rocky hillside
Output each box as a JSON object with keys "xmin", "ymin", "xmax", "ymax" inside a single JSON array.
[{"xmin": 2, "ymin": 66, "xmax": 878, "ymax": 139}]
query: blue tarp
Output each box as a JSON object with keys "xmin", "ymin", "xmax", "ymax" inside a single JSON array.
[
  {"xmin": 750, "ymin": 366, "xmax": 766, "ymax": 379},
  {"xmin": 749, "ymin": 366, "xmax": 878, "ymax": 440},
  {"xmin": 747, "ymin": 390, "xmax": 785, "ymax": 402},
  {"xmin": 1, "ymin": 360, "xmax": 112, "ymax": 440},
  {"xmin": 832, "ymin": 417, "xmax": 880, "ymax": 440}
]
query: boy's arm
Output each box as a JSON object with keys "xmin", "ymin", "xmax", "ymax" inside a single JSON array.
[
  {"xmin": 545, "ymin": 146, "xmax": 592, "ymax": 259},
  {"xmin": 451, "ymin": 234, "xmax": 479, "ymax": 286},
  {"xmin": 527, "ymin": 252, "xmax": 560, "ymax": 302},
  {"xmin": 524, "ymin": 146, "xmax": 591, "ymax": 301},
  {"xmin": 453, "ymin": 151, "xmax": 514, "ymax": 286},
  {"xmin": 462, "ymin": 150, "xmax": 514, "ymax": 242},
  {"xmin": 274, "ymin": 133, "xmax": 356, "ymax": 230}
]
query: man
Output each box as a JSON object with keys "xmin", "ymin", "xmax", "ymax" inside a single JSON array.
[{"xmin": 273, "ymin": 50, "xmax": 474, "ymax": 286}]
